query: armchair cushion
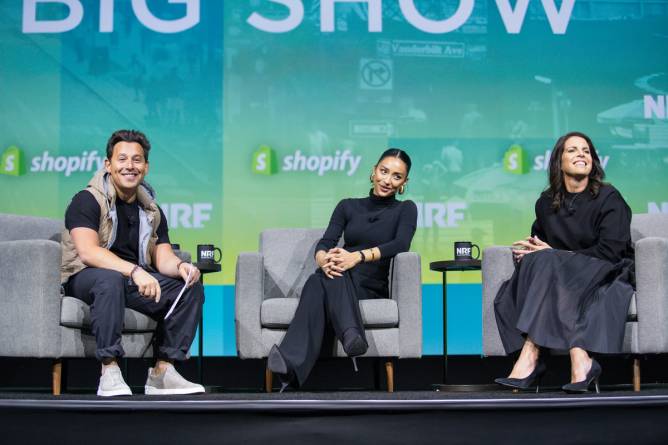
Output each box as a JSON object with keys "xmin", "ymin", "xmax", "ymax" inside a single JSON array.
[{"xmin": 260, "ymin": 297, "xmax": 399, "ymax": 329}]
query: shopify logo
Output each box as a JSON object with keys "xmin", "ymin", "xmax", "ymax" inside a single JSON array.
[
  {"xmin": 1, "ymin": 146, "xmax": 26, "ymax": 176},
  {"xmin": 252, "ymin": 146, "xmax": 362, "ymax": 176},
  {"xmin": 252, "ymin": 145, "xmax": 278, "ymax": 175},
  {"xmin": 1, "ymin": 146, "xmax": 105, "ymax": 177},
  {"xmin": 503, "ymin": 144, "xmax": 530, "ymax": 175}
]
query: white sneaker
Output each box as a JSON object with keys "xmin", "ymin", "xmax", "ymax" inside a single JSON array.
[
  {"xmin": 144, "ymin": 364, "xmax": 205, "ymax": 395},
  {"xmin": 97, "ymin": 365, "xmax": 132, "ymax": 397}
]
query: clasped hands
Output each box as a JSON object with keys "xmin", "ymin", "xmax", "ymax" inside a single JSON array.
[
  {"xmin": 512, "ymin": 236, "xmax": 552, "ymax": 262},
  {"xmin": 319, "ymin": 247, "xmax": 360, "ymax": 279}
]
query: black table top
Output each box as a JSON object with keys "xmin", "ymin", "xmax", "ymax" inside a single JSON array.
[
  {"xmin": 194, "ymin": 262, "xmax": 222, "ymax": 274},
  {"xmin": 429, "ymin": 260, "xmax": 481, "ymax": 272}
]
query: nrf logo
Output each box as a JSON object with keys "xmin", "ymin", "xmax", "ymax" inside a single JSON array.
[
  {"xmin": 644, "ymin": 95, "xmax": 668, "ymax": 119},
  {"xmin": 251, "ymin": 146, "xmax": 362, "ymax": 176}
]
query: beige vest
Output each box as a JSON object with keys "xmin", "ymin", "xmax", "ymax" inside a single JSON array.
[{"xmin": 61, "ymin": 169, "xmax": 161, "ymax": 283}]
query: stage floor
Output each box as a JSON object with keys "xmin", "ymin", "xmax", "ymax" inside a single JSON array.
[
  {"xmin": 2, "ymin": 386, "xmax": 668, "ymax": 403},
  {"xmin": 2, "ymin": 389, "xmax": 668, "ymax": 444}
]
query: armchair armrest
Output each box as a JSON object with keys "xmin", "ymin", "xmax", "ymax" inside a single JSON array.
[
  {"xmin": 234, "ymin": 252, "xmax": 265, "ymax": 359},
  {"xmin": 482, "ymin": 246, "xmax": 515, "ymax": 356},
  {"xmin": 390, "ymin": 252, "xmax": 422, "ymax": 358},
  {"xmin": 634, "ymin": 237, "xmax": 668, "ymax": 354},
  {"xmin": 0, "ymin": 239, "xmax": 62, "ymax": 358}
]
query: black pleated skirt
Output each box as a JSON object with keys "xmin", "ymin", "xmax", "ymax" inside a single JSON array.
[{"xmin": 494, "ymin": 249, "xmax": 634, "ymax": 354}]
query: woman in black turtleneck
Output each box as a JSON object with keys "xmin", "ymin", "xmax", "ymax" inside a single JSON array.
[
  {"xmin": 268, "ymin": 149, "xmax": 417, "ymax": 390},
  {"xmin": 494, "ymin": 132, "xmax": 634, "ymax": 394}
]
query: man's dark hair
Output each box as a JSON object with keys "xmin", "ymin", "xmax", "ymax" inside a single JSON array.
[
  {"xmin": 106, "ymin": 129, "xmax": 151, "ymax": 161},
  {"xmin": 547, "ymin": 131, "xmax": 606, "ymax": 210}
]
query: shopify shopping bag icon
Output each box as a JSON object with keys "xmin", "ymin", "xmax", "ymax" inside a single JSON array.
[
  {"xmin": 503, "ymin": 144, "xmax": 529, "ymax": 175},
  {"xmin": 0, "ymin": 146, "xmax": 26, "ymax": 176},
  {"xmin": 252, "ymin": 145, "xmax": 277, "ymax": 175}
]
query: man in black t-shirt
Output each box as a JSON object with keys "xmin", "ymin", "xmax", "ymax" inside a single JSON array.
[{"xmin": 61, "ymin": 129, "xmax": 205, "ymax": 396}]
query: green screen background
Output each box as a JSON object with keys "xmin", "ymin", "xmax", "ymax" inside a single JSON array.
[{"xmin": 2, "ymin": 1, "xmax": 667, "ymax": 355}]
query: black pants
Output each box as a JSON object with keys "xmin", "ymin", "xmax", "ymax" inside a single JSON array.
[
  {"xmin": 278, "ymin": 270, "xmax": 366, "ymax": 387},
  {"xmin": 65, "ymin": 267, "xmax": 204, "ymax": 361}
]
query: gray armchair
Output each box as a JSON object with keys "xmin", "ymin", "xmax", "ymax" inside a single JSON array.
[
  {"xmin": 0, "ymin": 213, "xmax": 190, "ymax": 394},
  {"xmin": 482, "ymin": 213, "xmax": 668, "ymax": 391},
  {"xmin": 235, "ymin": 228, "xmax": 422, "ymax": 392}
]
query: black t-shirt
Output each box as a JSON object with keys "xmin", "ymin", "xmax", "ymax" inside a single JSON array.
[{"xmin": 65, "ymin": 190, "xmax": 170, "ymax": 264}]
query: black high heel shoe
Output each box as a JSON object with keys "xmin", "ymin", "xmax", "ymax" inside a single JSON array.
[
  {"xmin": 494, "ymin": 361, "xmax": 547, "ymax": 393},
  {"xmin": 267, "ymin": 345, "xmax": 294, "ymax": 393},
  {"xmin": 342, "ymin": 328, "xmax": 368, "ymax": 372},
  {"xmin": 562, "ymin": 358, "xmax": 601, "ymax": 394}
]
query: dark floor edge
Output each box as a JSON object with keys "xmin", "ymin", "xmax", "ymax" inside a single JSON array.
[{"xmin": 3, "ymin": 395, "xmax": 668, "ymax": 412}]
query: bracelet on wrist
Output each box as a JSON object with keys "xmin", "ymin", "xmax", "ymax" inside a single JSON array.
[
  {"xmin": 129, "ymin": 265, "xmax": 140, "ymax": 281},
  {"xmin": 176, "ymin": 260, "xmax": 189, "ymax": 272},
  {"xmin": 359, "ymin": 250, "xmax": 366, "ymax": 263}
]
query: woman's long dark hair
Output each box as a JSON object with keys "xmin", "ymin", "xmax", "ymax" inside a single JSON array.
[{"xmin": 547, "ymin": 131, "xmax": 605, "ymax": 210}]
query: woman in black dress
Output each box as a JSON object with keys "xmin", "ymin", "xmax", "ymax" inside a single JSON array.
[
  {"xmin": 268, "ymin": 149, "xmax": 418, "ymax": 391},
  {"xmin": 494, "ymin": 131, "xmax": 634, "ymax": 393}
]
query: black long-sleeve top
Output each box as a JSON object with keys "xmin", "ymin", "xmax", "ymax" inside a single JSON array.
[
  {"xmin": 531, "ymin": 184, "xmax": 634, "ymax": 264},
  {"xmin": 315, "ymin": 191, "xmax": 418, "ymax": 299}
]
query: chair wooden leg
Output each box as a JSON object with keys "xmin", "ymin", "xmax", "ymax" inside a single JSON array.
[
  {"xmin": 633, "ymin": 358, "xmax": 641, "ymax": 392},
  {"xmin": 385, "ymin": 360, "xmax": 394, "ymax": 393},
  {"xmin": 265, "ymin": 367, "xmax": 273, "ymax": 393},
  {"xmin": 52, "ymin": 359, "xmax": 62, "ymax": 396}
]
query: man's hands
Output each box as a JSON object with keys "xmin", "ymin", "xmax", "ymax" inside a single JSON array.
[
  {"xmin": 177, "ymin": 262, "xmax": 200, "ymax": 287},
  {"xmin": 131, "ymin": 262, "xmax": 199, "ymax": 303},
  {"xmin": 317, "ymin": 247, "xmax": 362, "ymax": 279},
  {"xmin": 132, "ymin": 268, "xmax": 162, "ymax": 302},
  {"xmin": 512, "ymin": 236, "xmax": 552, "ymax": 262}
]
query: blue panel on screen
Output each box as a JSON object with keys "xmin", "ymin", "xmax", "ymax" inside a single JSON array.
[
  {"xmin": 422, "ymin": 284, "xmax": 482, "ymax": 356},
  {"xmin": 190, "ymin": 285, "xmax": 237, "ymax": 357},
  {"xmin": 193, "ymin": 284, "xmax": 482, "ymax": 357}
]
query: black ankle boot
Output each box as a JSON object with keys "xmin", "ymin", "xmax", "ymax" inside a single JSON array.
[
  {"xmin": 342, "ymin": 328, "xmax": 368, "ymax": 372},
  {"xmin": 343, "ymin": 328, "xmax": 368, "ymax": 357},
  {"xmin": 267, "ymin": 345, "xmax": 294, "ymax": 392}
]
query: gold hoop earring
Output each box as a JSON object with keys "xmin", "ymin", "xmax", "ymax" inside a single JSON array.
[{"xmin": 399, "ymin": 184, "xmax": 406, "ymax": 195}]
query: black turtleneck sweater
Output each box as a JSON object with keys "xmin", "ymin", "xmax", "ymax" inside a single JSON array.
[
  {"xmin": 531, "ymin": 184, "xmax": 634, "ymax": 264},
  {"xmin": 315, "ymin": 191, "xmax": 418, "ymax": 299}
]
